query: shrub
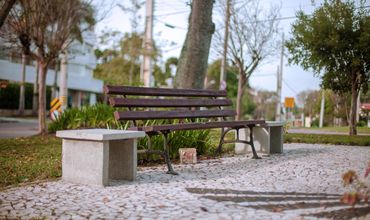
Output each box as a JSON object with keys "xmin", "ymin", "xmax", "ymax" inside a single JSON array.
[
  {"xmin": 0, "ymin": 82, "xmax": 51, "ymax": 110},
  {"xmin": 341, "ymin": 162, "xmax": 370, "ymax": 206}
]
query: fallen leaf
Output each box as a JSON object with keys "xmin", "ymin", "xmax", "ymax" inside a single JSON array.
[
  {"xmin": 200, "ymin": 207, "xmax": 208, "ymax": 212},
  {"xmin": 272, "ymin": 207, "xmax": 283, "ymax": 212}
]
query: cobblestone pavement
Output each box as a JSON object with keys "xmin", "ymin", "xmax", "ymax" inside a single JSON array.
[{"xmin": 1, "ymin": 143, "xmax": 370, "ymax": 219}]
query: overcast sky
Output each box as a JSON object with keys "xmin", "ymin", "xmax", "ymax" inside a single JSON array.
[{"xmin": 94, "ymin": 0, "xmax": 331, "ymax": 101}]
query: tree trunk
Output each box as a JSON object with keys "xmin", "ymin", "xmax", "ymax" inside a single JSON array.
[
  {"xmin": 236, "ymin": 70, "xmax": 246, "ymax": 121},
  {"xmin": 32, "ymin": 61, "xmax": 39, "ymax": 115},
  {"xmin": 18, "ymin": 53, "xmax": 26, "ymax": 115},
  {"xmin": 38, "ymin": 61, "xmax": 48, "ymax": 135},
  {"xmin": 175, "ymin": 0, "xmax": 215, "ymax": 89},
  {"xmin": 349, "ymin": 74, "xmax": 358, "ymax": 135},
  {"xmin": 0, "ymin": 0, "xmax": 16, "ymax": 28}
]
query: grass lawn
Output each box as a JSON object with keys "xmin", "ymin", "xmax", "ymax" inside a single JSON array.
[
  {"xmin": 296, "ymin": 126, "xmax": 370, "ymax": 134},
  {"xmin": 0, "ymin": 135, "xmax": 62, "ymax": 189},
  {"xmin": 285, "ymin": 133, "xmax": 370, "ymax": 146}
]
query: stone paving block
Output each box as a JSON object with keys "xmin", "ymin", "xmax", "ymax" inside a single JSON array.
[{"xmin": 179, "ymin": 148, "xmax": 197, "ymax": 164}]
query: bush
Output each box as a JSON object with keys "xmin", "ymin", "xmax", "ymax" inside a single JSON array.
[
  {"xmin": 48, "ymin": 104, "xmax": 212, "ymax": 159},
  {"xmin": 357, "ymin": 120, "xmax": 367, "ymax": 127},
  {"xmin": 48, "ymin": 104, "xmax": 126, "ymax": 132},
  {"xmin": 311, "ymin": 118, "xmax": 319, "ymax": 127},
  {"xmin": 0, "ymin": 82, "xmax": 52, "ymax": 110}
]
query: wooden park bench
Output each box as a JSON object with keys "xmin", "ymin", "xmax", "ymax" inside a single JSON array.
[{"xmin": 104, "ymin": 86, "xmax": 266, "ymax": 175}]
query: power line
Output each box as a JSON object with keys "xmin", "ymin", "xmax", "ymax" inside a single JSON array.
[
  {"xmin": 250, "ymin": 73, "xmax": 275, "ymax": 77},
  {"xmin": 155, "ymin": 18, "xmax": 187, "ymax": 30},
  {"xmin": 282, "ymin": 78, "xmax": 298, "ymax": 95},
  {"xmin": 155, "ymin": 10, "xmax": 189, "ymax": 17}
]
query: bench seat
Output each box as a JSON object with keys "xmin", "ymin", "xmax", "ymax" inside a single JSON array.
[{"xmin": 128, "ymin": 120, "xmax": 266, "ymax": 134}]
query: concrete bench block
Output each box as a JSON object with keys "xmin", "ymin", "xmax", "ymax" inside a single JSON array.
[
  {"xmin": 235, "ymin": 121, "xmax": 284, "ymax": 155},
  {"xmin": 56, "ymin": 129, "xmax": 145, "ymax": 186}
]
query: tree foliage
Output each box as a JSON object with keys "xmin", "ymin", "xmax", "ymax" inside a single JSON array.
[
  {"xmin": 94, "ymin": 32, "xmax": 167, "ymax": 87},
  {"xmin": 1, "ymin": 0, "xmax": 95, "ymax": 134},
  {"xmin": 286, "ymin": 0, "xmax": 370, "ymax": 135},
  {"xmin": 286, "ymin": 0, "xmax": 370, "ymax": 93}
]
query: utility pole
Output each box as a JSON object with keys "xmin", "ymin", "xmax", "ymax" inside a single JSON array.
[
  {"xmin": 60, "ymin": 49, "xmax": 68, "ymax": 111},
  {"xmin": 275, "ymin": 65, "xmax": 282, "ymax": 121},
  {"xmin": 18, "ymin": 53, "xmax": 26, "ymax": 115},
  {"xmin": 356, "ymin": 91, "xmax": 361, "ymax": 122},
  {"xmin": 219, "ymin": 0, "xmax": 231, "ymax": 90},
  {"xmin": 275, "ymin": 33, "xmax": 284, "ymax": 121},
  {"xmin": 319, "ymin": 90, "xmax": 325, "ymax": 128},
  {"xmin": 141, "ymin": 0, "xmax": 154, "ymax": 87},
  {"xmin": 32, "ymin": 61, "xmax": 39, "ymax": 115}
]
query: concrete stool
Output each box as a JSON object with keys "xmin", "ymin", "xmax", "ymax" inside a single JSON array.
[
  {"xmin": 235, "ymin": 121, "xmax": 285, "ymax": 155},
  {"xmin": 56, "ymin": 129, "xmax": 145, "ymax": 186}
]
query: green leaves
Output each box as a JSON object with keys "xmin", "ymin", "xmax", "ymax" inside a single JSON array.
[
  {"xmin": 286, "ymin": 0, "xmax": 370, "ymax": 94},
  {"xmin": 48, "ymin": 104, "xmax": 126, "ymax": 132}
]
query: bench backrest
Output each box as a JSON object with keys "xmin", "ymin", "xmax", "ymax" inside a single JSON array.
[{"xmin": 104, "ymin": 86, "xmax": 235, "ymax": 126}]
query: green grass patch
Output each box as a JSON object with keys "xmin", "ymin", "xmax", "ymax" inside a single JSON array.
[
  {"xmin": 284, "ymin": 133, "xmax": 370, "ymax": 146},
  {"xmin": 302, "ymin": 126, "xmax": 370, "ymax": 134},
  {"xmin": 0, "ymin": 135, "xmax": 62, "ymax": 189}
]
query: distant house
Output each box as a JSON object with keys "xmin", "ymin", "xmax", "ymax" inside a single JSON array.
[{"xmin": 0, "ymin": 30, "xmax": 103, "ymax": 109}]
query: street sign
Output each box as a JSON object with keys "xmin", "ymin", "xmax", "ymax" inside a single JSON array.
[
  {"xmin": 50, "ymin": 98, "xmax": 62, "ymax": 121},
  {"xmin": 284, "ymin": 97, "xmax": 295, "ymax": 108}
]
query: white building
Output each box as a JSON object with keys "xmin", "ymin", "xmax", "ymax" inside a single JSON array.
[{"xmin": 0, "ymin": 30, "xmax": 103, "ymax": 108}]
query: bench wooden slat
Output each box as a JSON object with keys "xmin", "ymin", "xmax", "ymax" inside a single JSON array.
[
  {"xmin": 128, "ymin": 120, "xmax": 266, "ymax": 133},
  {"xmin": 104, "ymin": 85, "xmax": 227, "ymax": 97},
  {"xmin": 114, "ymin": 109, "xmax": 236, "ymax": 120},
  {"xmin": 109, "ymin": 98, "xmax": 233, "ymax": 107}
]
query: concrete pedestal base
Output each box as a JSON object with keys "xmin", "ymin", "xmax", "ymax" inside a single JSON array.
[
  {"xmin": 235, "ymin": 121, "xmax": 284, "ymax": 155},
  {"xmin": 57, "ymin": 129, "xmax": 145, "ymax": 186}
]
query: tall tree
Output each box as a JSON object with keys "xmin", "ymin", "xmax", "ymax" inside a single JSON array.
[
  {"xmin": 218, "ymin": 0, "xmax": 280, "ymax": 120},
  {"xmin": 175, "ymin": 0, "xmax": 215, "ymax": 89},
  {"xmin": 2, "ymin": 0, "xmax": 95, "ymax": 134},
  {"xmin": 0, "ymin": 0, "xmax": 16, "ymax": 28},
  {"xmin": 286, "ymin": 0, "xmax": 370, "ymax": 135}
]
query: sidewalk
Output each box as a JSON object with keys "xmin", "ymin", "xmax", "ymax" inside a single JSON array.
[{"xmin": 1, "ymin": 143, "xmax": 369, "ymax": 219}]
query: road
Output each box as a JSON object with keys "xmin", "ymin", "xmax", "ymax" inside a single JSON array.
[{"xmin": 0, "ymin": 117, "xmax": 39, "ymax": 138}]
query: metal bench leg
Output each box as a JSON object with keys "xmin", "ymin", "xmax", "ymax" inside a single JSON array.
[
  {"xmin": 160, "ymin": 132, "xmax": 179, "ymax": 175},
  {"xmin": 248, "ymin": 125, "xmax": 261, "ymax": 159},
  {"xmin": 216, "ymin": 127, "xmax": 233, "ymax": 156}
]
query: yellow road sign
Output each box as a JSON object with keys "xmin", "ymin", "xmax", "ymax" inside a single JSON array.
[
  {"xmin": 50, "ymin": 98, "xmax": 62, "ymax": 121},
  {"xmin": 284, "ymin": 97, "xmax": 295, "ymax": 108}
]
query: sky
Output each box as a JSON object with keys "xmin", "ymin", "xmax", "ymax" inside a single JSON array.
[{"xmin": 94, "ymin": 0, "xmax": 328, "ymax": 101}]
